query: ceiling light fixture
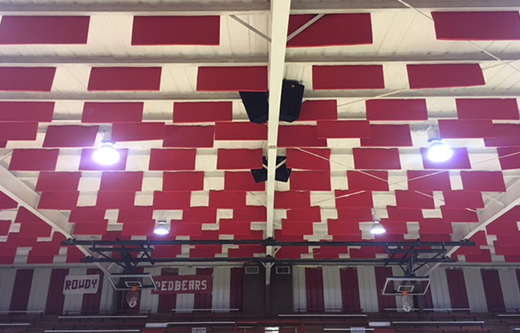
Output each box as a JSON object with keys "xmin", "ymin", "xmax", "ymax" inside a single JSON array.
[
  {"xmin": 370, "ymin": 220, "xmax": 386, "ymax": 235},
  {"xmin": 93, "ymin": 130, "xmax": 120, "ymax": 166},
  {"xmin": 154, "ymin": 220, "xmax": 170, "ymax": 235},
  {"xmin": 426, "ymin": 127, "xmax": 453, "ymax": 163}
]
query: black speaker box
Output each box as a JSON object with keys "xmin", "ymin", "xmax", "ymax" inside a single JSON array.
[
  {"xmin": 280, "ymin": 80, "xmax": 304, "ymax": 122},
  {"xmin": 250, "ymin": 156, "xmax": 291, "ymax": 183},
  {"xmin": 240, "ymin": 91, "xmax": 269, "ymax": 124}
]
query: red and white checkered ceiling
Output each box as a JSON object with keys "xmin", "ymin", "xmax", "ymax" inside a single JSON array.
[{"xmin": 1, "ymin": 1, "xmax": 520, "ymax": 266}]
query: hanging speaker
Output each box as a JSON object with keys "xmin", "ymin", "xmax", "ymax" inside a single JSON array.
[
  {"xmin": 279, "ymin": 80, "xmax": 304, "ymax": 123},
  {"xmin": 240, "ymin": 91, "xmax": 268, "ymax": 124},
  {"xmin": 250, "ymin": 156, "xmax": 291, "ymax": 183}
]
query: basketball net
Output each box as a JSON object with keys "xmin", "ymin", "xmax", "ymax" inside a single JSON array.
[
  {"xmin": 126, "ymin": 286, "xmax": 140, "ymax": 308},
  {"xmin": 400, "ymin": 291, "xmax": 413, "ymax": 312}
]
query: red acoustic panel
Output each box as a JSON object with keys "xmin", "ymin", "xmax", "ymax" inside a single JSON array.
[
  {"xmin": 132, "ymin": 16, "xmax": 219, "ymax": 45},
  {"xmin": 395, "ymin": 190, "xmax": 434, "ymax": 209},
  {"xmin": 0, "ymin": 102, "xmax": 54, "ymax": 122},
  {"xmin": 79, "ymin": 149, "xmax": 128, "ymax": 171},
  {"xmin": 163, "ymin": 172, "xmax": 204, "ymax": 191},
  {"xmin": 0, "ymin": 16, "xmax": 89, "ymax": 44},
  {"xmin": 173, "ymin": 102, "xmax": 232, "ymax": 123},
  {"xmin": 387, "ymin": 207, "xmax": 423, "ymax": 221},
  {"xmin": 335, "ymin": 190, "xmax": 373, "ymax": 209},
  {"xmin": 118, "ymin": 207, "xmax": 153, "ymax": 223},
  {"xmin": 69, "ymin": 207, "xmax": 106, "ymax": 223},
  {"xmin": 282, "ymin": 221, "xmax": 314, "ymax": 236},
  {"xmin": 9, "ymin": 149, "xmax": 59, "ymax": 171},
  {"xmin": 278, "ymin": 126, "xmax": 327, "ymax": 147},
  {"xmin": 0, "ymin": 192, "xmax": 17, "ymax": 209},
  {"xmin": 316, "ymin": 120, "xmax": 370, "ymax": 139},
  {"xmin": 233, "ymin": 207, "xmax": 266, "ymax": 222},
  {"xmin": 287, "ymin": 14, "xmax": 372, "ymax": 47},
  {"xmin": 498, "ymin": 147, "xmax": 520, "ymax": 170},
  {"xmin": 0, "ymin": 67, "xmax": 55, "ymax": 91},
  {"xmin": 353, "ymin": 148, "xmax": 401, "ymax": 170},
  {"xmin": 287, "ymin": 207, "xmax": 321, "ymax": 222},
  {"xmin": 274, "ymin": 191, "xmax": 311, "ymax": 209},
  {"xmin": 456, "ymin": 99, "xmax": 519, "ymax": 120},
  {"xmin": 15, "ymin": 207, "xmax": 44, "ymax": 224},
  {"xmin": 112, "ymin": 122, "xmax": 165, "ymax": 141},
  {"xmin": 419, "ymin": 219, "xmax": 453, "ymax": 235},
  {"xmin": 96, "ymin": 191, "xmax": 135, "ymax": 209},
  {"xmin": 88, "ymin": 67, "xmax": 161, "ymax": 91},
  {"xmin": 439, "ymin": 120, "xmax": 494, "ymax": 139},
  {"xmin": 163, "ymin": 125, "xmax": 214, "ymax": 147},
  {"xmin": 360, "ymin": 125, "xmax": 412, "ymax": 147},
  {"xmin": 82, "ymin": 102, "xmax": 143, "ymax": 123},
  {"xmin": 443, "ymin": 191, "xmax": 484, "ymax": 209},
  {"xmin": 378, "ymin": 220, "xmax": 408, "ymax": 235},
  {"xmin": 460, "ymin": 171, "xmax": 506, "ymax": 192},
  {"xmin": 407, "ymin": 64, "xmax": 485, "ymax": 89},
  {"xmin": 432, "ymin": 11, "xmax": 520, "ymax": 40},
  {"xmin": 407, "ymin": 171, "xmax": 451, "ymax": 191},
  {"xmin": 290, "ymin": 171, "xmax": 331, "ymax": 191},
  {"xmin": 347, "ymin": 171, "xmax": 389, "ymax": 191},
  {"xmin": 100, "ymin": 172, "xmax": 143, "ymax": 192},
  {"xmin": 190, "ymin": 245, "xmax": 222, "ymax": 257},
  {"xmin": 219, "ymin": 219, "xmax": 251, "ymax": 236},
  {"xmin": 149, "ymin": 149, "xmax": 196, "ymax": 171},
  {"xmin": 0, "ymin": 220, "xmax": 11, "ymax": 236},
  {"xmin": 224, "ymin": 172, "xmax": 265, "ymax": 191},
  {"xmin": 182, "ymin": 208, "xmax": 217, "ymax": 223},
  {"xmin": 366, "ymin": 99, "xmax": 428, "ymax": 121},
  {"xmin": 313, "ymin": 246, "xmax": 348, "ymax": 259},
  {"xmin": 298, "ymin": 100, "xmax": 338, "ymax": 121},
  {"xmin": 122, "ymin": 220, "xmax": 155, "ymax": 236},
  {"xmin": 286, "ymin": 148, "xmax": 330, "ymax": 170},
  {"xmin": 74, "ymin": 220, "xmax": 108, "ymax": 235},
  {"xmin": 0, "ymin": 122, "xmax": 38, "ymax": 140},
  {"xmin": 421, "ymin": 148, "xmax": 471, "ymax": 169},
  {"xmin": 215, "ymin": 122, "xmax": 267, "ymax": 141},
  {"xmin": 497, "ymin": 206, "xmax": 520, "ymax": 222},
  {"xmin": 487, "ymin": 221, "xmax": 519, "ymax": 235},
  {"xmin": 441, "ymin": 206, "xmax": 479, "ymax": 222},
  {"xmin": 336, "ymin": 208, "xmax": 372, "ymax": 222},
  {"xmin": 36, "ymin": 172, "xmax": 81, "ymax": 192},
  {"xmin": 197, "ymin": 66, "xmax": 267, "ymax": 92},
  {"xmin": 209, "ymin": 191, "xmax": 246, "ymax": 208},
  {"xmin": 216, "ymin": 149, "xmax": 263, "ymax": 170},
  {"xmin": 38, "ymin": 191, "xmax": 79, "ymax": 209},
  {"xmin": 484, "ymin": 124, "xmax": 520, "ymax": 147},
  {"xmin": 327, "ymin": 220, "xmax": 361, "ymax": 236},
  {"xmin": 43, "ymin": 125, "xmax": 98, "ymax": 147},
  {"xmin": 152, "ymin": 192, "xmax": 191, "ymax": 209},
  {"xmin": 313, "ymin": 65, "xmax": 384, "ymax": 90}
]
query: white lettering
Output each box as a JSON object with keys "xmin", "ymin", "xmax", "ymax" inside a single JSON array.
[
  {"xmin": 201, "ymin": 280, "xmax": 207, "ymax": 290},
  {"xmin": 182, "ymin": 280, "xmax": 188, "ymax": 290},
  {"xmin": 195, "ymin": 280, "xmax": 201, "ymax": 290},
  {"xmin": 174, "ymin": 280, "xmax": 181, "ymax": 291}
]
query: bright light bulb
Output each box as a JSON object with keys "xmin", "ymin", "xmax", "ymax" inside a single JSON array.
[
  {"xmin": 370, "ymin": 221, "xmax": 386, "ymax": 235},
  {"xmin": 92, "ymin": 144, "xmax": 120, "ymax": 165},
  {"xmin": 427, "ymin": 140, "xmax": 453, "ymax": 163},
  {"xmin": 154, "ymin": 221, "xmax": 170, "ymax": 235}
]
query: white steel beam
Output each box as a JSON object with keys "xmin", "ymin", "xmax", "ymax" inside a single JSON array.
[
  {"xmin": 1, "ymin": 89, "xmax": 520, "ymax": 101},
  {"xmin": 0, "ymin": 0, "xmax": 519, "ymax": 14},
  {"xmin": 423, "ymin": 178, "xmax": 520, "ymax": 276},
  {"xmin": 0, "ymin": 166, "xmax": 110, "ymax": 274},
  {"xmin": 0, "ymin": 53, "xmax": 518, "ymax": 65},
  {"xmin": 266, "ymin": 0, "xmax": 291, "ymax": 255}
]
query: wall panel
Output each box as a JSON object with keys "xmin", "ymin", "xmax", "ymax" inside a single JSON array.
[
  {"xmin": 499, "ymin": 269, "xmax": 520, "ymax": 310},
  {"xmin": 212, "ymin": 267, "xmax": 231, "ymax": 311},
  {"xmin": 323, "ymin": 266, "xmax": 342, "ymax": 311},
  {"xmin": 63, "ymin": 267, "xmax": 86, "ymax": 314},
  {"xmin": 293, "ymin": 266, "xmax": 306, "ymax": 312},
  {"xmin": 463, "ymin": 268, "xmax": 487, "ymax": 312},
  {"xmin": 357, "ymin": 266, "xmax": 378, "ymax": 312},
  {"xmin": 429, "ymin": 267, "xmax": 452, "ymax": 310},
  {"xmin": 27, "ymin": 268, "xmax": 52, "ymax": 312},
  {"xmin": 0, "ymin": 268, "xmax": 16, "ymax": 311},
  {"xmin": 10, "ymin": 269, "xmax": 34, "ymax": 312}
]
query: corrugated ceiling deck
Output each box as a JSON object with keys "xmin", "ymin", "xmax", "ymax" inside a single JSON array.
[{"xmin": 0, "ymin": 1, "xmax": 520, "ymax": 265}]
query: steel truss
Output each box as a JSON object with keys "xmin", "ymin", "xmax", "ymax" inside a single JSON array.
[{"xmin": 63, "ymin": 238, "xmax": 474, "ymax": 275}]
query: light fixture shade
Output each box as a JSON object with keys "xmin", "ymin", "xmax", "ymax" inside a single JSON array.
[
  {"xmin": 370, "ymin": 221, "xmax": 386, "ymax": 235},
  {"xmin": 93, "ymin": 143, "xmax": 120, "ymax": 165},
  {"xmin": 154, "ymin": 220, "xmax": 170, "ymax": 235},
  {"xmin": 427, "ymin": 140, "xmax": 453, "ymax": 162}
]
